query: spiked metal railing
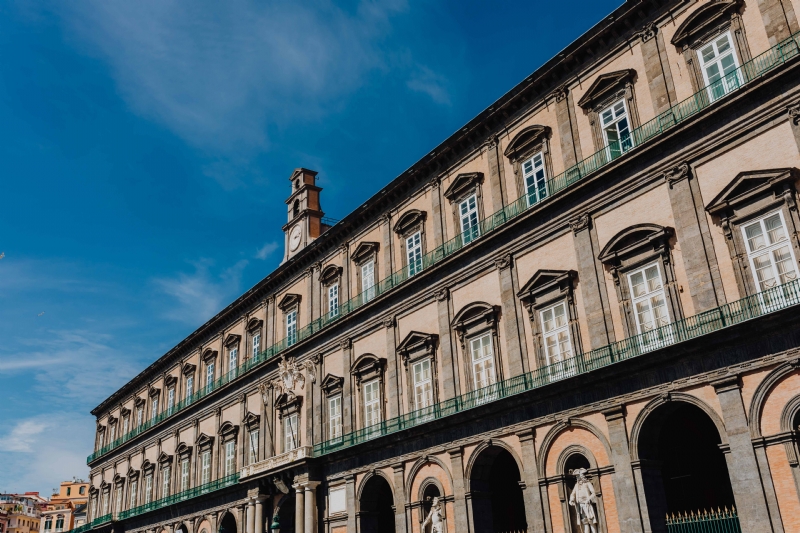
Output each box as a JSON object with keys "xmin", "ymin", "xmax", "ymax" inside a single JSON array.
[{"xmin": 665, "ymin": 507, "xmax": 742, "ymax": 533}]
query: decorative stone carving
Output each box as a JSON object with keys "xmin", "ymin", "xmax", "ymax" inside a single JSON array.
[
  {"xmin": 270, "ymin": 356, "xmax": 316, "ymax": 402},
  {"xmin": 383, "ymin": 316, "xmax": 395, "ymax": 329},
  {"xmin": 569, "ymin": 213, "xmax": 590, "ymax": 234},
  {"xmin": 549, "ymin": 84, "xmax": 568, "ymax": 103},
  {"xmin": 422, "ymin": 497, "xmax": 444, "ymax": 533},
  {"xmin": 339, "ymin": 337, "xmax": 351, "ymax": 350},
  {"xmin": 569, "ymin": 468, "xmax": 598, "ymax": 533},
  {"xmin": 664, "ymin": 162, "xmax": 691, "ymax": 187},
  {"xmin": 638, "ymin": 21, "xmax": 658, "ymax": 42},
  {"xmin": 435, "ymin": 287, "xmax": 449, "ymax": 301},
  {"xmin": 789, "ymin": 102, "xmax": 800, "ymax": 125},
  {"xmin": 494, "ymin": 254, "xmax": 512, "ymax": 270},
  {"xmin": 257, "ymin": 382, "xmax": 273, "ymax": 405}
]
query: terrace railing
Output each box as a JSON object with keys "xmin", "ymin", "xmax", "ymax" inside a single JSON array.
[
  {"xmin": 665, "ymin": 508, "xmax": 742, "ymax": 533},
  {"xmin": 116, "ymin": 474, "xmax": 239, "ymax": 521},
  {"xmin": 314, "ymin": 278, "xmax": 800, "ymax": 454},
  {"xmin": 88, "ymin": 30, "xmax": 800, "ymax": 465},
  {"xmin": 90, "ymin": 515, "xmax": 111, "ymax": 527}
]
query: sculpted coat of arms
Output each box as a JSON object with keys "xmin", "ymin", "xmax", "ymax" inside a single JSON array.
[{"xmin": 258, "ymin": 356, "xmax": 316, "ymax": 403}]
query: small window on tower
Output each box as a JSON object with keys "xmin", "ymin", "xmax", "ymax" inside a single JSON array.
[{"xmin": 293, "ymin": 199, "xmax": 300, "ymax": 218}]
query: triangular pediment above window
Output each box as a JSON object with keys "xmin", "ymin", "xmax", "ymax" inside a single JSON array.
[
  {"xmin": 504, "ymin": 125, "xmax": 551, "ymax": 160},
  {"xmin": 451, "ymin": 301, "xmax": 499, "ymax": 330},
  {"xmin": 196, "ymin": 432, "xmax": 215, "ymax": 449},
  {"xmin": 320, "ymin": 373, "xmax": 344, "ymax": 395},
  {"xmin": 443, "ymin": 172, "xmax": 484, "ymax": 202},
  {"xmin": 517, "ymin": 269, "xmax": 577, "ymax": 306},
  {"xmin": 351, "ymin": 241, "xmax": 380, "ymax": 264},
  {"xmin": 706, "ymin": 168, "xmax": 799, "ymax": 216},
  {"xmin": 577, "ymin": 69, "xmax": 636, "ymax": 110},
  {"xmin": 671, "ymin": 0, "xmax": 742, "ymax": 47},
  {"xmin": 394, "ymin": 209, "xmax": 427, "ymax": 235},
  {"xmin": 598, "ymin": 224, "xmax": 673, "ymax": 264},
  {"xmin": 320, "ymin": 264, "xmax": 343, "ymax": 286},
  {"xmin": 397, "ymin": 331, "xmax": 438, "ymax": 365},
  {"xmin": 243, "ymin": 412, "xmax": 261, "ymax": 429},
  {"xmin": 278, "ymin": 293, "xmax": 302, "ymax": 311}
]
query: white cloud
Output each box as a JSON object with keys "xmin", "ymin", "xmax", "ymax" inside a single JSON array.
[
  {"xmin": 255, "ymin": 241, "xmax": 280, "ymax": 260},
  {"xmin": 0, "ymin": 420, "xmax": 47, "ymax": 453},
  {"xmin": 406, "ymin": 66, "xmax": 451, "ymax": 105}
]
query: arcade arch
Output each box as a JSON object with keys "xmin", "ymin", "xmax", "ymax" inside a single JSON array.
[
  {"xmin": 358, "ymin": 473, "xmax": 395, "ymax": 533},
  {"xmin": 467, "ymin": 444, "xmax": 526, "ymax": 533}
]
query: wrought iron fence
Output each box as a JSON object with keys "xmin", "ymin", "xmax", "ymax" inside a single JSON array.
[
  {"xmin": 117, "ymin": 474, "xmax": 239, "ymax": 521},
  {"xmin": 666, "ymin": 508, "xmax": 742, "ymax": 533},
  {"xmin": 88, "ymin": 29, "xmax": 800, "ymax": 465}
]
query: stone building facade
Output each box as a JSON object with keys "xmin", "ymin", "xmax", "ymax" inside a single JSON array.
[{"xmin": 84, "ymin": 1, "xmax": 800, "ymax": 532}]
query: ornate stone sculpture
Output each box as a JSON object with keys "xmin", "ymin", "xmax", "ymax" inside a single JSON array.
[
  {"xmin": 258, "ymin": 356, "xmax": 316, "ymax": 404},
  {"xmin": 569, "ymin": 468, "xmax": 598, "ymax": 533},
  {"xmin": 421, "ymin": 496, "xmax": 444, "ymax": 533}
]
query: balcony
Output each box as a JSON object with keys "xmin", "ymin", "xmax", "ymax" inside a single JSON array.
[
  {"xmin": 88, "ymin": 29, "xmax": 800, "ymax": 466},
  {"xmin": 116, "ymin": 474, "xmax": 238, "ymax": 521},
  {"xmin": 240, "ymin": 446, "xmax": 313, "ymax": 479}
]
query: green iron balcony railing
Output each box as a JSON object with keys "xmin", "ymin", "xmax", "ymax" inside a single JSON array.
[
  {"xmin": 116, "ymin": 473, "xmax": 239, "ymax": 521},
  {"xmin": 90, "ymin": 515, "xmax": 111, "ymax": 527},
  {"xmin": 314, "ymin": 277, "xmax": 800, "ymax": 455},
  {"xmin": 67, "ymin": 524, "xmax": 92, "ymax": 533},
  {"xmin": 88, "ymin": 30, "xmax": 800, "ymax": 465},
  {"xmin": 666, "ymin": 507, "xmax": 742, "ymax": 533}
]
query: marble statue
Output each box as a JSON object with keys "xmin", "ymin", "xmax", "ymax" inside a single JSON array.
[
  {"xmin": 569, "ymin": 468, "xmax": 598, "ymax": 533},
  {"xmin": 421, "ymin": 496, "xmax": 444, "ymax": 533}
]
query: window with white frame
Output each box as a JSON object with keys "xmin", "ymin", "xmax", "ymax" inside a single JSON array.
[
  {"xmin": 286, "ymin": 310, "xmax": 298, "ymax": 346},
  {"xmin": 114, "ymin": 487, "xmax": 122, "ymax": 516},
  {"xmin": 122, "ymin": 416, "xmax": 129, "ymax": 436},
  {"xmin": 363, "ymin": 379, "xmax": 381, "ymax": 428},
  {"xmin": 129, "ymin": 480, "xmax": 137, "ymax": 509},
  {"xmin": 541, "ymin": 301, "xmax": 573, "ymax": 364},
  {"xmin": 180, "ymin": 458, "xmax": 190, "ymax": 492},
  {"xmin": 185, "ymin": 376, "xmax": 194, "ymax": 400},
  {"xmin": 284, "ymin": 413, "xmax": 299, "ymax": 452},
  {"xmin": 55, "ymin": 516, "xmax": 64, "ymax": 532},
  {"xmin": 252, "ymin": 332, "xmax": 261, "ymax": 356},
  {"xmin": 150, "ymin": 397, "xmax": 159, "ymax": 421},
  {"xmin": 470, "ymin": 333, "xmax": 496, "ymax": 390},
  {"xmin": 523, "ymin": 152, "xmax": 547, "ymax": 206},
  {"xmin": 412, "ymin": 359, "xmax": 433, "ymax": 410},
  {"xmin": 144, "ymin": 474, "xmax": 153, "ymax": 504},
  {"xmin": 328, "ymin": 284, "xmax": 339, "ymax": 317},
  {"xmin": 201, "ymin": 451, "xmax": 211, "ymax": 484},
  {"xmin": 102, "ymin": 492, "xmax": 109, "ymax": 516},
  {"xmin": 248, "ymin": 429, "xmax": 259, "ymax": 464},
  {"xmin": 743, "ymin": 212, "xmax": 797, "ymax": 291},
  {"xmin": 362, "ymin": 261, "xmax": 376, "ymax": 301},
  {"xmin": 161, "ymin": 466, "xmax": 170, "ymax": 498},
  {"xmin": 44, "ymin": 518, "xmax": 52, "ymax": 532},
  {"xmin": 459, "ymin": 194, "xmax": 480, "ymax": 243},
  {"xmin": 136, "ymin": 407, "xmax": 143, "ymax": 427},
  {"xmin": 109, "ymin": 424, "xmax": 116, "ymax": 444},
  {"xmin": 628, "ymin": 263, "xmax": 670, "ymax": 334},
  {"xmin": 167, "ymin": 388, "xmax": 175, "ymax": 413},
  {"xmin": 698, "ymin": 31, "xmax": 741, "ymax": 101},
  {"xmin": 406, "ymin": 231, "xmax": 423, "ymax": 276},
  {"xmin": 206, "ymin": 363, "xmax": 214, "ymax": 390},
  {"xmin": 600, "ymin": 99, "xmax": 632, "ymax": 159},
  {"xmin": 328, "ymin": 395, "xmax": 342, "ymax": 440},
  {"xmin": 228, "ymin": 348, "xmax": 238, "ymax": 374},
  {"xmin": 224, "ymin": 440, "xmax": 236, "ymax": 476}
]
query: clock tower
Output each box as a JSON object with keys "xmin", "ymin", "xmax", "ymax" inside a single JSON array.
[{"xmin": 282, "ymin": 168, "xmax": 330, "ymax": 262}]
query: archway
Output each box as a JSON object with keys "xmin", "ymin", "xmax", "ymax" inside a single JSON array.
[
  {"xmin": 563, "ymin": 453, "xmax": 594, "ymax": 533},
  {"xmin": 175, "ymin": 524, "xmax": 188, "ymax": 533},
  {"xmin": 637, "ymin": 402, "xmax": 735, "ymax": 532},
  {"xmin": 419, "ymin": 481, "xmax": 441, "ymax": 533},
  {"xmin": 218, "ymin": 512, "xmax": 237, "ymax": 533},
  {"xmin": 271, "ymin": 495, "xmax": 294, "ymax": 533},
  {"xmin": 469, "ymin": 445, "xmax": 526, "ymax": 533},
  {"xmin": 359, "ymin": 475, "xmax": 395, "ymax": 533}
]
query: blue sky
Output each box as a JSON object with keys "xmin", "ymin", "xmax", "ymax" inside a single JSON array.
[{"xmin": 0, "ymin": 0, "xmax": 620, "ymax": 494}]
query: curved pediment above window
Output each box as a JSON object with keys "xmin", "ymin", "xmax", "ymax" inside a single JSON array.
[
  {"xmin": 88, "ymin": 486, "xmax": 99, "ymax": 496},
  {"xmin": 224, "ymin": 334, "xmax": 241, "ymax": 348},
  {"xmin": 278, "ymin": 293, "xmax": 301, "ymax": 311},
  {"xmin": 134, "ymin": 396, "xmax": 146, "ymax": 408},
  {"xmin": 320, "ymin": 373, "xmax": 345, "ymax": 395},
  {"xmin": 196, "ymin": 432, "xmax": 215, "ymax": 449},
  {"xmin": 126, "ymin": 467, "xmax": 139, "ymax": 480},
  {"xmin": 202, "ymin": 349, "xmax": 218, "ymax": 363},
  {"xmin": 503, "ymin": 126, "xmax": 551, "ymax": 161},
  {"xmin": 598, "ymin": 224, "xmax": 674, "ymax": 266},
  {"xmin": 141, "ymin": 459, "xmax": 155, "ymax": 473},
  {"xmin": 218, "ymin": 421, "xmax": 239, "ymax": 439},
  {"xmin": 451, "ymin": 301, "xmax": 500, "ymax": 333},
  {"xmin": 517, "ymin": 269, "xmax": 578, "ymax": 308},
  {"xmin": 157, "ymin": 451, "xmax": 173, "ymax": 465},
  {"xmin": 443, "ymin": 172, "xmax": 484, "ymax": 202},
  {"xmin": 107, "ymin": 415, "xmax": 118, "ymax": 426},
  {"xmin": 577, "ymin": 69, "xmax": 636, "ymax": 111},
  {"xmin": 350, "ymin": 353, "xmax": 386, "ymax": 384},
  {"xmin": 164, "ymin": 375, "xmax": 178, "ymax": 388},
  {"xmin": 176, "ymin": 442, "xmax": 192, "ymax": 457},
  {"xmin": 394, "ymin": 209, "xmax": 428, "ymax": 236},
  {"xmin": 671, "ymin": 0, "xmax": 742, "ymax": 48},
  {"xmin": 352, "ymin": 241, "xmax": 380, "ymax": 264},
  {"xmin": 320, "ymin": 264, "xmax": 343, "ymax": 286},
  {"xmin": 182, "ymin": 363, "xmax": 197, "ymax": 376},
  {"xmin": 397, "ymin": 331, "xmax": 438, "ymax": 366},
  {"xmin": 148, "ymin": 386, "xmax": 160, "ymax": 398},
  {"xmin": 246, "ymin": 317, "xmax": 264, "ymax": 332},
  {"xmin": 706, "ymin": 168, "xmax": 799, "ymax": 216},
  {"xmin": 243, "ymin": 412, "xmax": 260, "ymax": 429},
  {"xmin": 113, "ymin": 473, "xmax": 125, "ymax": 485},
  {"xmin": 120, "ymin": 407, "xmax": 131, "ymax": 417}
]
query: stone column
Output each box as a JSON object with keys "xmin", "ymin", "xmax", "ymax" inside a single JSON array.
[
  {"xmin": 436, "ymin": 288, "xmax": 459, "ymax": 399},
  {"xmin": 517, "ymin": 429, "xmax": 547, "ymax": 532},
  {"xmin": 447, "ymin": 448, "xmax": 470, "ymax": 533},
  {"xmin": 758, "ymin": 0, "xmax": 799, "ymax": 44},
  {"xmin": 345, "ymin": 475, "xmax": 357, "ymax": 533},
  {"xmin": 665, "ymin": 163, "xmax": 726, "ymax": 312},
  {"xmin": 245, "ymin": 501, "xmax": 255, "ymax": 533},
  {"xmin": 392, "ymin": 463, "xmax": 408, "ymax": 533},
  {"xmin": 571, "ymin": 214, "xmax": 616, "ymax": 348},
  {"xmin": 713, "ymin": 377, "xmax": 775, "ymax": 533},
  {"xmin": 293, "ymin": 484, "xmax": 306, "ymax": 533},
  {"xmin": 553, "ymin": 86, "xmax": 583, "ymax": 169},
  {"xmin": 496, "ymin": 254, "xmax": 525, "ymax": 376},
  {"xmin": 304, "ymin": 482, "xmax": 319, "ymax": 533},
  {"xmin": 603, "ymin": 406, "xmax": 644, "ymax": 533},
  {"xmin": 254, "ymin": 497, "xmax": 265, "ymax": 533}
]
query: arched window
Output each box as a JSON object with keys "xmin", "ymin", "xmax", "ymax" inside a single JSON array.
[{"xmin": 292, "ymin": 199, "xmax": 300, "ymax": 219}]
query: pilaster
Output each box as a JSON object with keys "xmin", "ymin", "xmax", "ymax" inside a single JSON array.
[
  {"xmin": 517, "ymin": 429, "xmax": 547, "ymax": 532},
  {"xmin": 436, "ymin": 288, "xmax": 459, "ymax": 399},
  {"xmin": 603, "ymin": 406, "xmax": 644, "ymax": 533},
  {"xmin": 447, "ymin": 447, "xmax": 470, "ymax": 533},
  {"xmin": 392, "ymin": 463, "xmax": 408, "ymax": 533},
  {"xmin": 497, "ymin": 255, "xmax": 525, "ymax": 376}
]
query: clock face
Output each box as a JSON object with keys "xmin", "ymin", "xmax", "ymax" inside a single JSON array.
[{"xmin": 289, "ymin": 225, "xmax": 302, "ymax": 252}]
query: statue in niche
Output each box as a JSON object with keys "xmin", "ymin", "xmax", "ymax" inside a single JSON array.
[
  {"xmin": 569, "ymin": 468, "xmax": 598, "ymax": 533},
  {"xmin": 421, "ymin": 496, "xmax": 444, "ymax": 533}
]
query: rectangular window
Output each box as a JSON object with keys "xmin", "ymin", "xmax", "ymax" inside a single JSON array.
[
  {"xmin": 102, "ymin": 492, "xmax": 109, "ymax": 516},
  {"xmin": 541, "ymin": 301, "xmax": 576, "ymax": 380},
  {"xmin": 161, "ymin": 466, "xmax": 170, "ymax": 498},
  {"xmin": 252, "ymin": 333, "xmax": 261, "ymax": 356},
  {"xmin": 206, "ymin": 363, "xmax": 215, "ymax": 390},
  {"xmin": 328, "ymin": 284, "xmax": 339, "ymax": 318},
  {"xmin": 699, "ymin": 31, "xmax": 741, "ymax": 101},
  {"xmin": 144, "ymin": 475, "xmax": 152, "ymax": 504},
  {"xmin": 109, "ymin": 424, "xmax": 116, "ymax": 444},
  {"xmin": 628, "ymin": 263, "xmax": 670, "ymax": 334},
  {"xmin": 167, "ymin": 388, "xmax": 175, "ymax": 414},
  {"xmin": 248, "ymin": 429, "xmax": 259, "ymax": 465},
  {"xmin": 201, "ymin": 451, "xmax": 211, "ymax": 484},
  {"xmin": 412, "ymin": 359, "xmax": 433, "ymax": 411},
  {"xmin": 363, "ymin": 379, "xmax": 381, "ymax": 430},
  {"xmin": 228, "ymin": 348, "xmax": 238, "ymax": 374},
  {"xmin": 600, "ymin": 99, "xmax": 633, "ymax": 159},
  {"xmin": 150, "ymin": 397, "xmax": 159, "ymax": 421},
  {"xmin": 286, "ymin": 310, "xmax": 298, "ymax": 346},
  {"xmin": 328, "ymin": 395, "xmax": 342, "ymax": 440},
  {"xmin": 284, "ymin": 414, "xmax": 299, "ymax": 452},
  {"xmin": 361, "ymin": 261, "xmax": 376, "ymax": 302},
  {"xmin": 180, "ymin": 458, "xmax": 190, "ymax": 492},
  {"xmin": 523, "ymin": 152, "xmax": 547, "ymax": 206},
  {"xmin": 122, "ymin": 417, "xmax": 129, "ymax": 437},
  {"xmin": 129, "ymin": 480, "xmax": 137, "ymax": 509},
  {"xmin": 224, "ymin": 440, "xmax": 236, "ymax": 476},
  {"xmin": 329, "ymin": 487, "xmax": 346, "ymax": 515},
  {"xmin": 136, "ymin": 408, "xmax": 143, "ymax": 427},
  {"xmin": 185, "ymin": 376, "xmax": 194, "ymax": 400},
  {"xmin": 743, "ymin": 211, "xmax": 798, "ymax": 311},
  {"xmin": 459, "ymin": 194, "xmax": 480, "ymax": 244},
  {"xmin": 114, "ymin": 487, "xmax": 122, "ymax": 515},
  {"xmin": 470, "ymin": 333, "xmax": 496, "ymax": 390},
  {"xmin": 406, "ymin": 231, "xmax": 423, "ymax": 276}
]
